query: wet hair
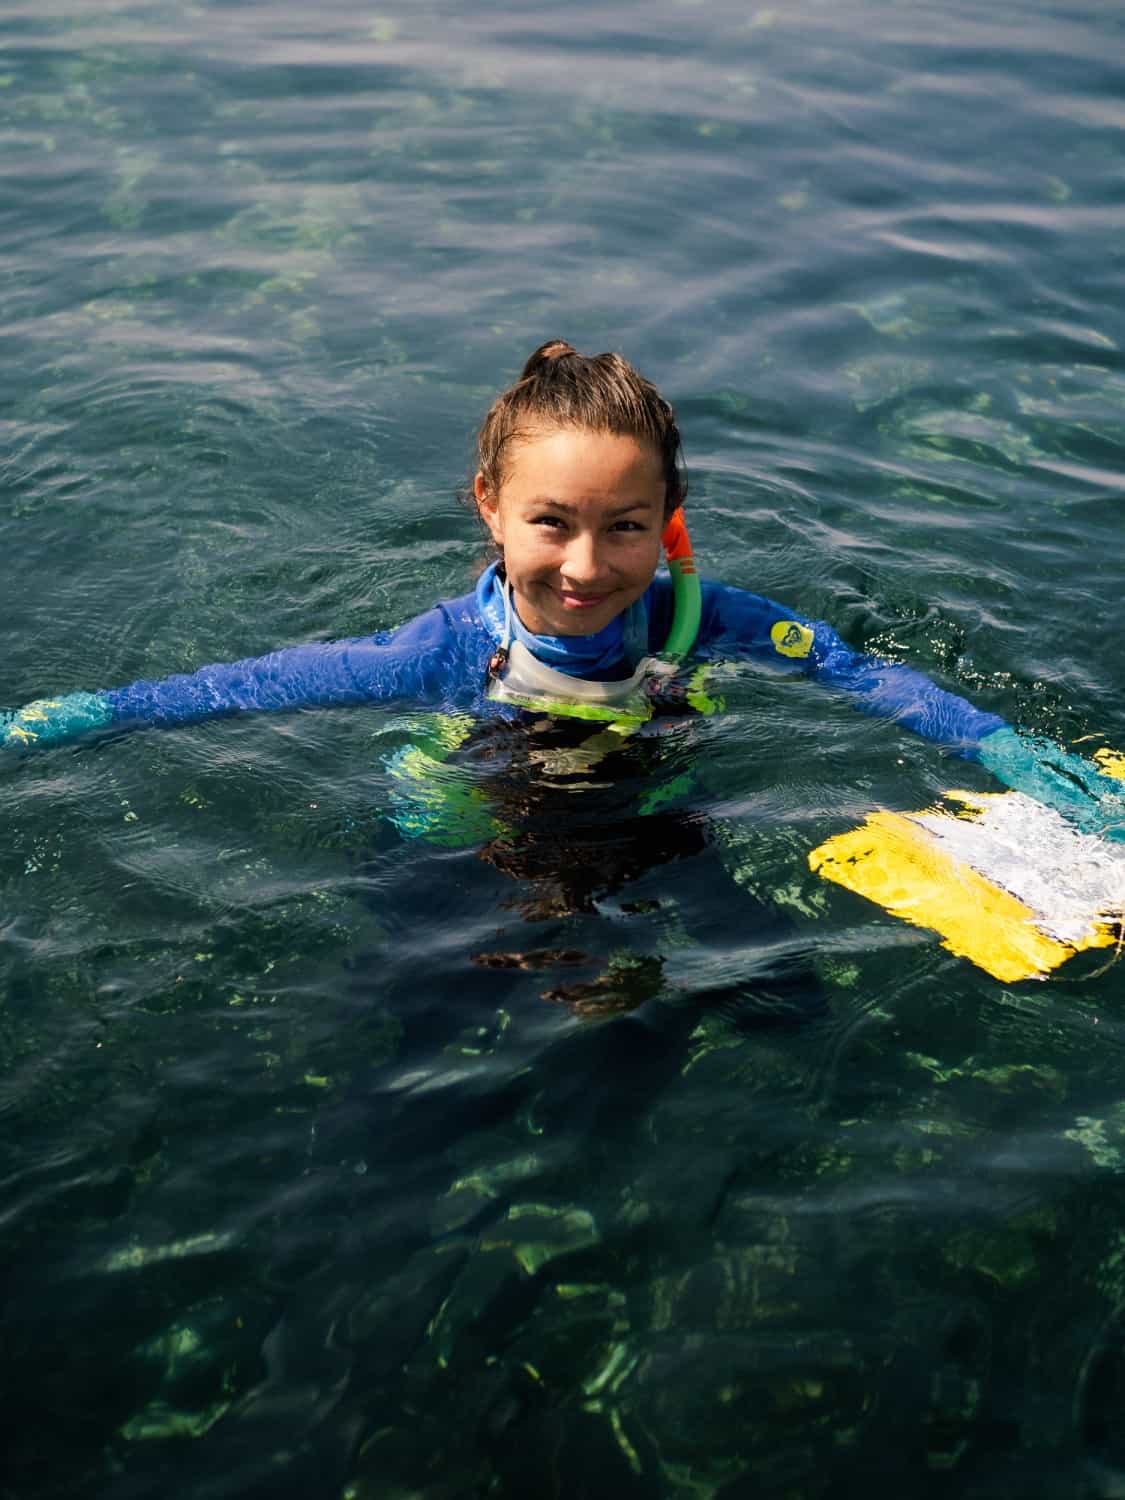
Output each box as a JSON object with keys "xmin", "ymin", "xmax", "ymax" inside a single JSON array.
[{"xmin": 473, "ymin": 340, "xmax": 686, "ymax": 517}]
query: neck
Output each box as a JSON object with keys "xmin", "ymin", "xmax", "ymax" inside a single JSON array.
[{"xmin": 479, "ymin": 564, "xmax": 645, "ymax": 679}]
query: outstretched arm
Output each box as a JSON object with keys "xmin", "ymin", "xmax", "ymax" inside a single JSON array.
[
  {"xmin": 2, "ymin": 604, "xmax": 466, "ymax": 750},
  {"xmin": 699, "ymin": 578, "xmax": 1125, "ymax": 838},
  {"xmin": 698, "ymin": 578, "xmax": 1005, "ymax": 750}
]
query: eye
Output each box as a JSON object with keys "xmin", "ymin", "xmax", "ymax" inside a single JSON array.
[
  {"xmin": 611, "ymin": 519, "xmax": 645, "ymax": 532},
  {"xmin": 530, "ymin": 514, "xmax": 567, "ymax": 529}
]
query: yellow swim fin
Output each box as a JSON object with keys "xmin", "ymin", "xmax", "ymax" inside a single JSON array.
[{"xmin": 810, "ymin": 788, "xmax": 1125, "ymax": 983}]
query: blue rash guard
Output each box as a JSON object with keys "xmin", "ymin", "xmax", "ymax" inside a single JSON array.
[
  {"xmin": 50, "ymin": 563, "xmax": 1001, "ymax": 752},
  {"xmin": 17, "ymin": 568, "xmax": 1125, "ymax": 843}
]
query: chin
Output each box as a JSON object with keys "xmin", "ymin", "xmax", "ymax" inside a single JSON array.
[
  {"xmin": 554, "ymin": 603, "xmax": 620, "ymax": 635},
  {"xmin": 560, "ymin": 618, "xmax": 609, "ymax": 637}
]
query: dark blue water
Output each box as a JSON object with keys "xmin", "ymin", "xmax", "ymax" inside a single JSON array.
[{"xmin": 3, "ymin": 1, "xmax": 1125, "ymax": 1495}]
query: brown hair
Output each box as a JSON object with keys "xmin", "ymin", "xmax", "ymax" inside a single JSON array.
[{"xmin": 474, "ymin": 340, "xmax": 686, "ymax": 517}]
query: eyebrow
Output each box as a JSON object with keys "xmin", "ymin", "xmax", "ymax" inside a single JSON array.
[{"xmin": 522, "ymin": 498, "xmax": 657, "ymax": 517}]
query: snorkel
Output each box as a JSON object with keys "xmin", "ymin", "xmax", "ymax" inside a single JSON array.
[{"xmin": 659, "ymin": 507, "xmax": 702, "ymax": 661}]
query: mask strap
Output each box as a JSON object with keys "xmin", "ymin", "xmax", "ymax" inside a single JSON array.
[
  {"xmin": 500, "ymin": 576, "xmax": 513, "ymax": 652},
  {"xmin": 487, "ymin": 575, "xmax": 514, "ymax": 680}
]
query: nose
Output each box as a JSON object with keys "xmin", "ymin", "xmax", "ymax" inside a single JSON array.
[{"xmin": 560, "ymin": 530, "xmax": 606, "ymax": 587}]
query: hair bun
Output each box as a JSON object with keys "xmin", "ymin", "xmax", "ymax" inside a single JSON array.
[
  {"xmin": 521, "ymin": 339, "xmax": 577, "ymax": 378},
  {"xmin": 475, "ymin": 340, "xmax": 686, "ymax": 517}
]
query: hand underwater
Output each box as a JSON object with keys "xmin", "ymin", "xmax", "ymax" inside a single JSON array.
[
  {"xmin": 1, "ymin": 691, "xmax": 113, "ymax": 750},
  {"xmin": 977, "ymin": 727, "xmax": 1125, "ymax": 843}
]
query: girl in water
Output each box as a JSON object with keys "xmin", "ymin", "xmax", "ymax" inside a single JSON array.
[{"xmin": 3, "ymin": 340, "xmax": 1122, "ymax": 847}]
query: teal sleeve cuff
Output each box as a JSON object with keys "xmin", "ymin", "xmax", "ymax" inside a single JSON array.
[
  {"xmin": 977, "ymin": 727, "xmax": 1125, "ymax": 841},
  {"xmin": 2, "ymin": 691, "xmax": 114, "ymax": 749}
]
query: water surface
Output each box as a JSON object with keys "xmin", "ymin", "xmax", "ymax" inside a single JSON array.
[{"xmin": 3, "ymin": 1, "xmax": 1125, "ymax": 1495}]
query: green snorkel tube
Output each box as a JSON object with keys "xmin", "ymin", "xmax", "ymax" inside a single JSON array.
[
  {"xmin": 659, "ymin": 507, "xmax": 718, "ymax": 720},
  {"xmin": 658, "ymin": 507, "xmax": 702, "ymax": 662}
]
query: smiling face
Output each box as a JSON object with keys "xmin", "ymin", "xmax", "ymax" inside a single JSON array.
[{"xmin": 474, "ymin": 426, "xmax": 667, "ymax": 637}]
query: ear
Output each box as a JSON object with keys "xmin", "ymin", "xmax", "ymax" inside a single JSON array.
[{"xmin": 474, "ymin": 472, "xmax": 504, "ymax": 546}]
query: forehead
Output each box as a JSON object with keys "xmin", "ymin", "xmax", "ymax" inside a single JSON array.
[{"xmin": 501, "ymin": 425, "xmax": 664, "ymax": 500}]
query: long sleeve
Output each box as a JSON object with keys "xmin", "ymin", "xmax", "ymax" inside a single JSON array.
[
  {"xmin": 105, "ymin": 606, "xmax": 461, "ymax": 727},
  {"xmin": 4, "ymin": 601, "xmax": 488, "ymax": 749},
  {"xmin": 691, "ymin": 577, "xmax": 1007, "ymax": 753}
]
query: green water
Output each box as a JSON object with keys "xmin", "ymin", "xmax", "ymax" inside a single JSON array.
[{"xmin": 3, "ymin": 0, "xmax": 1125, "ymax": 1495}]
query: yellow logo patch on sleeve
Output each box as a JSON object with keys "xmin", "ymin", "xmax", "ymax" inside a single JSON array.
[{"xmin": 770, "ymin": 620, "xmax": 814, "ymax": 659}]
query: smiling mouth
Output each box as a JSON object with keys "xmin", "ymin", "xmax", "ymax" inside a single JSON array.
[{"xmin": 558, "ymin": 591, "xmax": 610, "ymax": 608}]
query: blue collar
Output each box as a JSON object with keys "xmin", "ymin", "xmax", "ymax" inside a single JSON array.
[{"xmin": 475, "ymin": 563, "xmax": 648, "ymax": 679}]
